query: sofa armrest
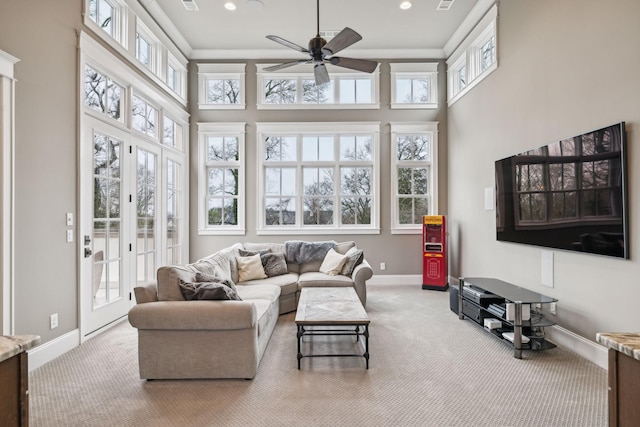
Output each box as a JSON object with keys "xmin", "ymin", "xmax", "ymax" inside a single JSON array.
[
  {"xmin": 352, "ymin": 259, "xmax": 373, "ymax": 284},
  {"xmin": 128, "ymin": 300, "xmax": 257, "ymax": 331},
  {"xmin": 133, "ymin": 283, "xmax": 159, "ymax": 304}
]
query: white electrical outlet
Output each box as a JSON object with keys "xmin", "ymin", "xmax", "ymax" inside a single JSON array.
[
  {"xmin": 66, "ymin": 229, "xmax": 74, "ymax": 243},
  {"xmin": 380, "ymin": 262, "xmax": 386, "ymax": 271},
  {"xmin": 50, "ymin": 313, "xmax": 59, "ymax": 329},
  {"xmin": 549, "ymin": 302, "xmax": 557, "ymax": 315}
]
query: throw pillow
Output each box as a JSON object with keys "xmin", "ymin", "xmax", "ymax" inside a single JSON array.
[
  {"xmin": 238, "ymin": 248, "xmax": 271, "ymax": 257},
  {"xmin": 261, "ymin": 252, "xmax": 288, "ymax": 277},
  {"xmin": 319, "ymin": 248, "xmax": 348, "ymax": 276},
  {"xmin": 237, "ymin": 254, "xmax": 268, "ymax": 282},
  {"xmin": 340, "ymin": 246, "xmax": 364, "ymax": 276},
  {"xmin": 179, "ymin": 280, "xmax": 242, "ymax": 301},
  {"xmin": 195, "ymin": 272, "xmax": 237, "ymax": 292}
]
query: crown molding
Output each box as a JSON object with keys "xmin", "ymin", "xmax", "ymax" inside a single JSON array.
[
  {"xmin": 443, "ymin": 0, "xmax": 496, "ymax": 58},
  {"xmin": 138, "ymin": 0, "xmax": 193, "ymax": 58},
  {"xmin": 190, "ymin": 48, "xmax": 446, "ymax": 61}
]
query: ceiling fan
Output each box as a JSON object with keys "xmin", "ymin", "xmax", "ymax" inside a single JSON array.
[{"xmin": 264, "ymin": 0, "xmax": 378, "ymax": 86}]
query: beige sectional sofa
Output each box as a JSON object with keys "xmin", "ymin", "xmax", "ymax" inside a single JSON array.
[{"xmin": 128, "ymin": 241, "xmax": 372, "ymax": 380}]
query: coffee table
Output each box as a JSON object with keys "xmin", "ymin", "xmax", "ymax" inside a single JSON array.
[{"xmin": 295, "ymin": 287, "xmax": 370, "ymax": 369}]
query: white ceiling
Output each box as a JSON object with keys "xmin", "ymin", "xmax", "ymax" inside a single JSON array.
[{"xmin": 142, "ymin": 0, "xmax": 486, "ymax": 59}]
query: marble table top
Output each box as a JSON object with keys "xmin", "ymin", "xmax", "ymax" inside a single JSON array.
[
  {"xmin": 295, "ymin": 287, "xmax": 369, "ymax": 325},
  {"xmin": 0, "ymin": 335, "xmax": 40, "ymax": 364},
  {"xmin": 596, "ymin": 332, "xmax": 640, "ymax": 361}
]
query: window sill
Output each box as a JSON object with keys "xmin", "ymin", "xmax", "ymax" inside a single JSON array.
[
  {"xmin": 257, "ymin": 103, "xmax": 380, "ymax": 110},
  {"xmin": 390, "ymin": 103, "xmax": 438, "ymax": 110},
  {"xmin": 257, "ymin": 227, "xmax": 380, "ymax": 236},
  {"xmin": 198, "ymin": 228, "xmax": 246, "ymax": 236},
  {"xmin": 391, "ymin": 227, "xmax": 422, "ymax": 235}
]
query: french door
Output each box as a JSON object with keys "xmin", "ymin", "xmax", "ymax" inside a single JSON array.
[{"xmin": 80, "ymin": 118, "xmax": 132, "ymax": 337}]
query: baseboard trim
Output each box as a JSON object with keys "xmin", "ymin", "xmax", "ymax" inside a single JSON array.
[
  {"xmin": 368, "ymin": 274, "xmax": 422, "ymax": 285},
  {"xmin": 28, "ymin": 329, "xmax": 80, "ymax": 372},
  {"xmin": 546, "ymin": 325, "xmax": 608, "ymax": 370}
]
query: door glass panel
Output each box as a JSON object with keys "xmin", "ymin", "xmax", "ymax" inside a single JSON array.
[
  {"xmin": 137, "ymin": 148, "xmax": 157, "ymax": 285},
  {"xmin": 92, "ymin": 132, "xmax": 122, "ymax": 308}
]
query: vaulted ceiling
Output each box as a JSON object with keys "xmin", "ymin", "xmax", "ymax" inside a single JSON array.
[{"xmin": 142, "ymin": 0, "xmax": 486, "ymax": 59}]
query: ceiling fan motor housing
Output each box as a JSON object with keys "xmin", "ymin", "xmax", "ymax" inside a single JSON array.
[{"xmin": 309, "ymin": 36, "xmax": 327, "ymax": 63}]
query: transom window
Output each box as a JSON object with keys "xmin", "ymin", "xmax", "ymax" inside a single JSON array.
[
  {"xmin": 131, "ymin": 95, "xmax": 158, "ymax": 139},
  {"xmin": 197, "ymin": 64, "xmax": 246, "ymax": 110},
  {"xmin": 256, "ymin": 64, "xmax": 380, "ymax": 110},
  {"xmin": 135, "ymin": 20, "xmax": 158, "ymax": 73},
  {"xmin": 390, "ymin": 122, "xmax": 439, "ymax": 234},
  {"xmin": 256, "ymin": 122, "xmax": 380, "ymax": 234},
  {"xmin": 87, "ymin": 0, "xmax": 118, "ymax": 40},
  {"xmin": 83, "ymin": 65, "xmax": 124, "ymax": 123},
  {"xmin": 390, "ymin": 63, "xmax": 438, "ymax": 109},
  {"xmin": 162, "ymin": 115, "xmax": 183, "ymax": 151},
  {"xmin": 447, "ymin": 4, "xmax": 497, "ymax": 105},
  {"xmin": 197, "ymin": 123, "xmax": 246, "ymax": 235}
]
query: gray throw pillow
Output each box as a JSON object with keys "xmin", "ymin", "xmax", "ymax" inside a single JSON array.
[
  {"xmin": 195, "ymin": 272, "xmax": 237, "ymax": 292},
  {"xmin": 239, "ymin": 248, "xmax": 271, "ymax": 257},
  {"xmin": 179, "ymin": 280, "xmax": 242, "ymax": 301},
  {"xmin": 340, "ymin": 247, "xmax": 364, "ymax": 276},
  {"xmin": 261, "ymin": 252, "xmax": 288, "ymax": 277}
]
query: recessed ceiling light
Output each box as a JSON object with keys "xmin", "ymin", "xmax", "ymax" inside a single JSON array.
[
  {"xmin": 224, "ymin": 2, "xmax": 237, "ymax": 11},
  {"xmin": 400, "ymin": 1, "xmax": 412, "ymax": 10}
]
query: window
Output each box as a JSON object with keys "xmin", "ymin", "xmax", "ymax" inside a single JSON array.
[
  {"xmin": 84, "ymin": 0, "xmax": 188, "ymax": 105},
  {"xmin": 256, "ymin": 64, "xmax": 380, "ymax": 109},
  {"xmin": 83, "ymin": 65, "xmax": 125, "ymax": 123},
  {"xmin": 197, "ymin": 64, "xmax": 246, "ymax": 109},
  {"xmin": 131, "ymin": 95, "xmax": 158, "ymax": 139},
  {"xmin": 87, "ymin": 0, "xmax": 120, "ymax": 41},
  {"xmin": 390, "ymin": 122, "xmax": 438, "ymax": 234},
  {"xmin": 390, "ymin": 63, "xmax": 438, "ymax": 109},
  {"xmin": 256, "ymin": 122, "xmax": 380, "ymax": 234},
  {"xmin": 197, "ymin": 123, "xmax": 246, "ymax": 235},
  {"xmin": 163, "ymin": 115, "xmax": 183, "ymax": 151},
  {"xmin": 135, "ymin": 20, "xmax": 158, "ymax": 73},
  {"xmin": 447, "ymin": 4, "xmax": 497, "ymax": 105}
]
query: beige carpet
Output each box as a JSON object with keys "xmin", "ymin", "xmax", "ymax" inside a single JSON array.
[{"xmin": 29, "ymin": 284, "xmax": 607, "ymax": 426}]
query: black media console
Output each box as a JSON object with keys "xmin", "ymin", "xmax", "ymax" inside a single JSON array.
[{"xmin": 456, "ymin": 277, "xmax": 558, "ymax": 359}]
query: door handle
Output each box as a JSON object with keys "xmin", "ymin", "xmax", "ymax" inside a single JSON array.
[{"xmin": 84, "ymin": 247, "xmax": 92, "ymax": 258}]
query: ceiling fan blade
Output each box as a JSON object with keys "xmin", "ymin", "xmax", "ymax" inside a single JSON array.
[
  {"xmin": 321, "ymin": 27, "xmax": 362, "ymax": 56},
  {"xmin": 263, "ymin": 59, "xmax": 311, "ymax": 72},
  {"xmin": 266, "ymin": 35, "xmax": 309, "ymax": 53},
  {"xmin": 329, "ymin": 57, "xmax": 378, "ymax": 73},
  {"xmin": 314, "ymin": 64, "xmax": 331, "ymax": 86}
]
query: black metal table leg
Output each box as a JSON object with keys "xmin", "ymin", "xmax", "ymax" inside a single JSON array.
[{"xmin": 364, "ymin": 325, "xmax": 369, "ymax": 369}]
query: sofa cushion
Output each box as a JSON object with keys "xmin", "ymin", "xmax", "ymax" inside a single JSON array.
[
  {"xmin": 236, "ymin": 283, "xmax": 282, "ymax": 301},
  {"xmin": 238, "ymin": 273, "xmax": 299, "ymax": 296},
  {"xmin": 179, "ymin": 280, "xmax": 242, "ymax": 301},
  {"xmin": 284, "ymin": 240, "xmax": 336, "ymax": 263},
  {"xmin": 237, "ymin": 254, "xmax": 267, "ymax": 282},
  {"xmin": 157, "ymin": 265, "xmax": 197, "ymax": 301},
  {"xmin": 243, "ymin": 242, "xmax": 285, "ymax": 254},
  {"xmin": 239, "ymin": 248, "xmax": 271, "ymax": 257},
  {"xmin": 319, "ymin": 248, "xmax": 348, "ymax": 276},
  {"xmin": 335, "ymin": 241, "xmax": 356, "ymax": 254},
  {"xmin": 340, "ymin": 246, "xmax": 364, "ymax": 276},
  {"xmin": 261, "ymin": 252, "xmax": 288, "ymax": 277},
  {"xmin": 297, "ymin": 271, "xmax": 354, "ymax": 287}
]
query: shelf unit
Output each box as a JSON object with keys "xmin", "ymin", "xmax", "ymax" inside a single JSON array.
[{"xmin": 458, "ymin": 277, "xmax": 558, "ymax": 359}]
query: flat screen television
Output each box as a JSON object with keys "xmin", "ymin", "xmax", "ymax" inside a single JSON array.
[{"xmin": 495, "ymin": 122, "xmax": 628, "ymax": 258}]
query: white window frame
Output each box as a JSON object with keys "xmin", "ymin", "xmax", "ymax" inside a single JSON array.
[
  {"xmin": 255, "ymin": 122, "xmax": 380, "ymax": 235},
  {"xmin": 447, "ymin": 4, "xmax": 498, "ymax": 105},
  {"xmin": 197, "ymin": 122, "xmax": 246, "ymax": 235},
  {"xmin": 85, "ymin": 0, "xmax": 128, "ymax": 48},
  {"xmin": 83, "ymin": 0, "xmax": 188, "ymax": 107},
  {"xmin": 197, "ymin": 64, "xmax": 246, "ymax": 110},
  {"xmin": 135, "ymin": 19, "xmax": 160, "ymax": 74},
  {"xmin": 390, "ymin": 63, "xmax": 438, "ymax": 109},
  {"xmin": 390, "ymin": 122, "xmax": 439, "ymax": 235},
  {"xmin": 166, "ymin": 53, "xmax": 186, "ymax": 97},
  {"xmin": 131, "ymin": 93, "xmax": 159, "ymax": 141},
  {"xmin": 256, "ymin": 64, "xmax": 380, "ymax": 110}
]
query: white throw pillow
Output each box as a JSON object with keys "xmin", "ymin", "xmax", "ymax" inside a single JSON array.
[
  {"xmin": 237, "ymin": 254, "xmax": 267, "ymax": 282},
  {"xmin": 319, "ymin": 248, "xmax": 348, "ymax": 276}
]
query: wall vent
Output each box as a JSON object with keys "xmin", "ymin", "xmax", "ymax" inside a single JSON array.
[
  {"xmin": 437, "ymin": 0, "xmax": 455, "ymax": 11},
  {"xmin": 319, "ymin": 30, "xmax": 340, "ymax": 39},
  {"xmin": 182, "ymin": 0, "xmax": 199, "ymax": 11}
]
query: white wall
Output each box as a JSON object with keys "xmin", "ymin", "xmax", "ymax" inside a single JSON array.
[{"xmin": 448, "ymin": 0, "xmax": 640, "ymax": 341}]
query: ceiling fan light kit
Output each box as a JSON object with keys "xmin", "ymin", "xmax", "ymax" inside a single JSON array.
[{"xmin": 264, "ymin": 0, "xmax": 378, "ymax": 86}]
